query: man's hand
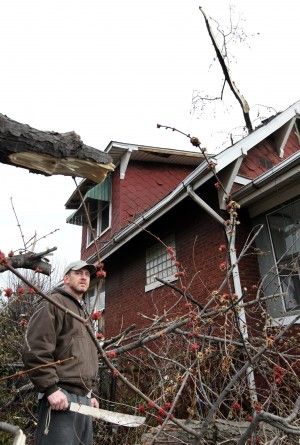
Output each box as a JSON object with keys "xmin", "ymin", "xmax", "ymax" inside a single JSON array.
[
  {"xmin": 47, "ymin": 390, "xmax": 69, "ymax": 410},
  {"xmin": 90, "ymin": 397, "xmax": 99, "ymax": 408}
]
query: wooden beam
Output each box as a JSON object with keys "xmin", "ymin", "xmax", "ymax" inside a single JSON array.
[
  {"xmin": 274, "ymin": 117, "xmax": 295, "ymax": 158},
  {"xmin": 218, "ymin": 156, "xmax": 244, "ymax": 209}
]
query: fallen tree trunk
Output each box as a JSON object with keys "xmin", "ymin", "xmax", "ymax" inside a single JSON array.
[
  {"xmin": 0, "ymin": 114, "xmax": 114, "ymax": 183},
  {"xmin": 0, "ymin": 248, "xmax": 56, "ymax": 275}
]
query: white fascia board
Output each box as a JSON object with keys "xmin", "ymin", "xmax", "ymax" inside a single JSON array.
[
  {"xmin": 104, "ymin": 141, "xmax": 139, "ymax": 152},
  {"xmin": 215, "ymin": 100, "xmax": 300, "ymax": 172},
  {"xmin": 234, "ymin": 175, "xmax": 252, "ymax": 185}
]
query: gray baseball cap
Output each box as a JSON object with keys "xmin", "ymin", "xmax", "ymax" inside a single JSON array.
[{"xmin": 63, "ymin": 260, "xmax": 96, "ymax": 277}]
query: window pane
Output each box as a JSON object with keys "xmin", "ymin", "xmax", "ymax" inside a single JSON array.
[
  {"xmin": 145, "ymin": 235, "xmax": 177, "ymax": 286},
  {"xmin": 268, "ymin": 199, "xmax": 300, "ymax": 312},
  {"xmin": 101, "ymin": 201, "xmax": 110, "ymax": 232}
]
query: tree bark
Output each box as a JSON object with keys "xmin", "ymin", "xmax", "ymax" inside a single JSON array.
[
  {"xmin": 199, "ymin": 7, "xmax": 253, "ymax": 133},
  {"xmin": 0, "ymin": 114, "xmax": 114, "ymax": 183},
  {"xmin": 0, "ymin": 248, "xmax": 56, "ymax": 275}
]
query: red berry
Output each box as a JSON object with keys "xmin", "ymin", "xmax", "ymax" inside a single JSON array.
[
  {"xmin": 137, "ymin": 404, "xmax": 145, "ymax": 414},
  {"xmin": 147, "ymin": 400, "xmax": 156, "ymax": 409},
  {"xmin": 8, "ymin": 250, "xmax": 14, "ymax": 257},
  {"xmin": 158, "ymin": 407, "xmax": 167, "ymax": 417},
  {"xmin": 166, "ymin": 246, "xmax": 175, "ymax": 256},
  {"xmin": 4, "ymin": 288, "xmax": 13, "ymax": 298},
  {"xmin": 91, "ymin": 311, "xmax": 102, "ymax": 320},
  {"xmin": 254, "ymin": 403, "xmax": 262, "ymax": 413},
  {"xmin": 231, "ymin": 402, "xmax": 241, "ymax": 411},
  {"xmin": 106, "ymin": 350, "xmax": 117, "ymax": 359},
  {"xmin": 163, "ymin": 402, "xmax": 172, "ymax": 410},
  {"xmin": 190, "ymin": 136, "xmax": 200, "ymax": 147},
  {"xmin": 156, "ymin": 415, "xmax": 163, "ymax": 424},
  {"xmin": 96, "ymin": 270, "xmax": 107, "ymax": 278},
  {"xmin": 0, "ymin": 251, "xmax": 7, "ymax": 265},
  {"xmin": 219, "ymin": 261, "xmax": 227, "ymax": 271},
  {"xmin": 175, "ymin": 271, "xmax": 184, "ymax": 277}
]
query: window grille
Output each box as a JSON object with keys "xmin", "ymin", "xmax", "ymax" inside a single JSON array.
[{"xmin": 146, "ymin": 236, "xmax": 177, "ymax": 286}]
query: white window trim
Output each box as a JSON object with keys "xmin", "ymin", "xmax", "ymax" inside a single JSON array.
[
  {"xmin": 266, "ymin": 313, "xmax": 300, "ymax": 327},
  {"xmin": 145, "ymin": 274, "xmax": 178, "ymax": 293},
  {"xmin": 263, "ymin": 198, "xmax": 300, "ymax": 318},
  {"xmin": 86, "ymin": 201, "xmax": 112, "ymax": 248}
]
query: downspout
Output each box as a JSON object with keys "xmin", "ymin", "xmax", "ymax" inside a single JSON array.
[{"xmin": 186, "ymin": 185, "xmax": 258, "ymax": 403}]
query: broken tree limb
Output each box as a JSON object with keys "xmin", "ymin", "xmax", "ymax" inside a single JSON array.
[
  {"xmin": 0, "ymin": 114, "xmax": 114, "ymax": 183},
  {"xmin": 0, "ymin": 248, "xmax": 57, "ymax": 275},
  {"xmin": 199, "ymin": 7, "xmax": 253, "ymax": 133}
]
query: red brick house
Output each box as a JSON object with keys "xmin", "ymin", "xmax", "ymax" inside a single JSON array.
[{"xmin": 65, "ymin": 100, "xmax": 300, "ymax": 338}]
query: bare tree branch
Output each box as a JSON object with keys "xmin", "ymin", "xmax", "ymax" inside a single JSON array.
[{"xmin": 199, "ymin": 7, "xmax": 253, "ymax": 132}]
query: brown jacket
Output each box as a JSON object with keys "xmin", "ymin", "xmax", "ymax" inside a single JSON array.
[{"xmin": 22, "ymin": 288, "xmax": 99, "ymax": 397}]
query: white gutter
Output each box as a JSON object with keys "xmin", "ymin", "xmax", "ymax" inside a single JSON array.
[
  {"xmin": 89, "ymin": 163, "xmax": 213, "ymax": 262},
  {"xmin": 233, "ymin": 151, "xmax": 300, "ymax": 205}
]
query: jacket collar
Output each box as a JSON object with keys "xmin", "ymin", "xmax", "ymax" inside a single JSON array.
[{"xmin": 53, "ymin": 287, "xmax": 85, "ymax": 309}]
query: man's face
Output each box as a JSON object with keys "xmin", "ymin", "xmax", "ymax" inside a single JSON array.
[{"xmin": 64, "ymin": 268, "xmax": 91, "ymax": 297}]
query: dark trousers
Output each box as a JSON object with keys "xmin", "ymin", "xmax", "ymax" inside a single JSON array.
[{"xmin": 35, "ymin": 390, "xmax": 93, "ymax": 445}]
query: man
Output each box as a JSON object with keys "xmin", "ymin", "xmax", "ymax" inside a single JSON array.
[{"xmin": 22, "ymin": 260, "xmax": 99, "ymax": 445}]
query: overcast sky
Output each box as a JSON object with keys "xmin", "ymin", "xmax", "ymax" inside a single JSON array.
[{"xmin": 0, "ymin": 0, "xmax": 299, "ymax": 280}]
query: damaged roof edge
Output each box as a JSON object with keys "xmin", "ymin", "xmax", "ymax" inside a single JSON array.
[{"xmin": 86, "ymin": 99, "xmax": 300, "ymax": 263}]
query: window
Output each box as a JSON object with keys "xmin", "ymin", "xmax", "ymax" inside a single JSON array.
[
  {"xmin": 267, "ymin": 200, "xmax": 300, "ymax": 311},
  {"xmin": 87, "ymin": 200, "xmax": 111, "ymax": 245},
  {"xmin": 86, "ymin": 282, "xmax": 105, "ymax": 332},
  {"xmin": 255, "ymin": 198, "xmax": 300, "ymax": 319},
  {"xmin": 145, "ymin": 235, "xmax": 177, "ymax": 292}
]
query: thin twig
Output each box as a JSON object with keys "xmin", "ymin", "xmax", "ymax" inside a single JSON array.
[{"xmin": 10, "ymin": 197, "xmax": 26, "ymax": 252}]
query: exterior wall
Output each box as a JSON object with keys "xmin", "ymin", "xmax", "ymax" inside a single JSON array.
[
  {"xmin": 103, "ymin": 184, "xmax": 261, "ymax": 338},
  {"xmin": 81, "ymin": 161, "xmax": 194, "ymax": 260},
  {"xmin": 239, "ymin": 131, "xmax": 299, "ymax": 179}
]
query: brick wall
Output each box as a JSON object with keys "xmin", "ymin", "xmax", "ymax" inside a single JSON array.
[
  {"xmin": 81, "ymin": 161, "xmax": 194, "ymax": 260},
  {"xmin": 103, "ymin": 183, "xmax": 261, "ymax": 338}
]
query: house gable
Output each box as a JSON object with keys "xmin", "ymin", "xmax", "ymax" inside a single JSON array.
[
  {"xmin": 238, "ymin": 129, "xmax": 300, "ymax": 179},
  {"xmin": 81, "ymin": 160, "xmax": 196, "ymax": 260}
]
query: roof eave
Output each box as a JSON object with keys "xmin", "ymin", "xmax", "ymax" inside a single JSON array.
[{"xmin": 232, "ymin": 151, "xmax": 300, "ymax": 206}]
